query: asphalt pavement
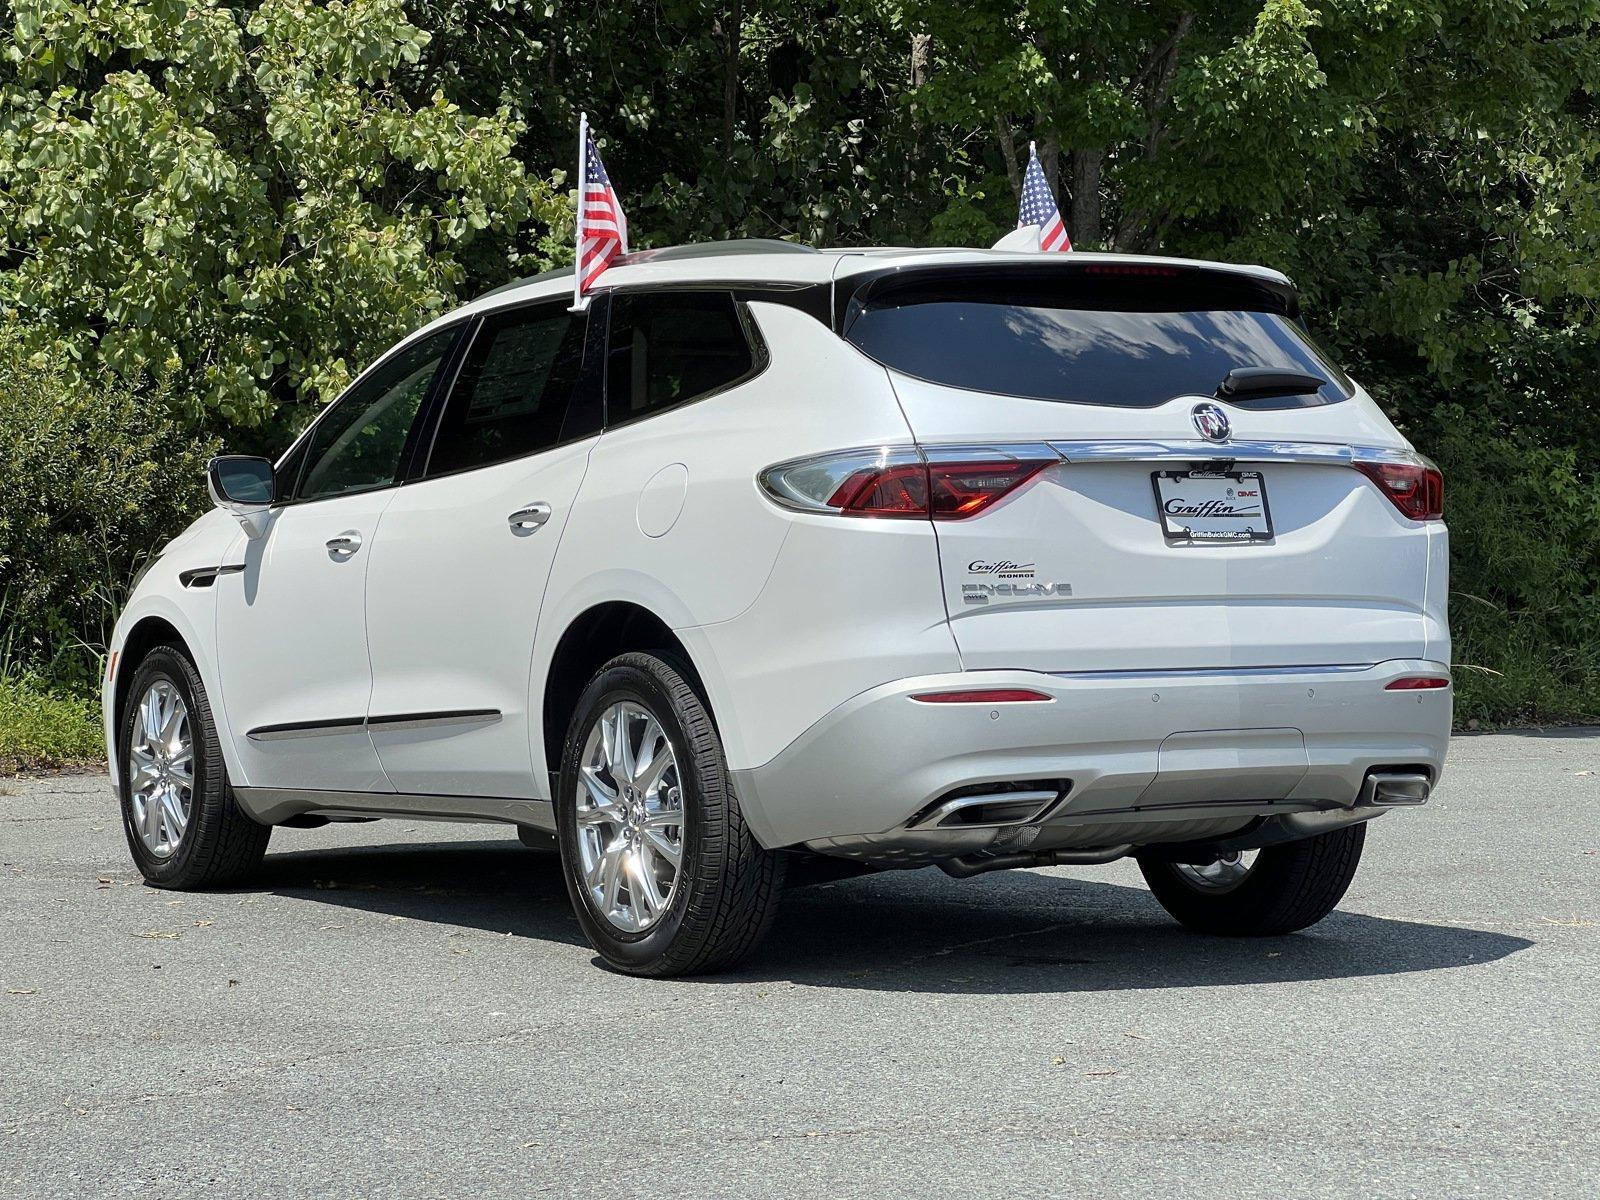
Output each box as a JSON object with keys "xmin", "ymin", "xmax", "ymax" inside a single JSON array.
[{"xmin": 3, "ymin": 731, "xmax": 1597, "ymax": 1199}]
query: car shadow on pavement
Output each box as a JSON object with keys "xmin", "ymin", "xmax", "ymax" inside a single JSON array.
[
  {"xmin": 251, "ymin": 838, "xmax": 1532, "ymax": 993},
  {"xmin": 254, "ymin": 839, "xmax": 591, "ymax": 950}
]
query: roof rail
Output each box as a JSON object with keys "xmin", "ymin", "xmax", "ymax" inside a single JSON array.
[
  {"xmin": 472, "ymin": 238, "xmax": 818, "ymax": 302},
  {"xmin": 618, "ymin": 238, "xmax": 818, "ymax": 264}
]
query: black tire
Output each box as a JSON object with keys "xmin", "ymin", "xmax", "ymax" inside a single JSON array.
[
  {"xmin": 555, "ymin": 652, "xmax": 784, "ymax": 976},
  {"xmin": 1136, "ymin": 823, "xmax": 1366, "ymax": 936},
  {"xmin": 117, "ymin": 644, "xmax": 270, "ymax": 888}
]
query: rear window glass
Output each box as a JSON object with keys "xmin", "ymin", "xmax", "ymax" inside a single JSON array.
[
  {"xmin": 607, "ymin": 291, "xmax": 758, "ymax": 422},
  {"xmin": 844, "ymin": 272, "xmax": 1352, "ymax": 409}
]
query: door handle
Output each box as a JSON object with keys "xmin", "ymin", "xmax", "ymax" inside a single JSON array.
[
  {"xmin": 508, "ymin": 503, "xmax": 552, "ymax": 534},
  {"xmin": 325, "ymin": 531, "xmax": 363, "ymax": 559}
]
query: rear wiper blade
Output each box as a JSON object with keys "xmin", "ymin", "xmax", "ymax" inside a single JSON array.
[{"xmin": 1215, "ymin": 367, "xmax": 1327, "ymax": 400}]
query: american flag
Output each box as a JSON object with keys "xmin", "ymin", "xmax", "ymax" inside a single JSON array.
[
  {"xmin": 1018, "ymin": 143, "xmax": 1071, "ymax": 252},
  {"xmin": 577, "ymin": 128, "xmax": 628, "ymax": 295}
]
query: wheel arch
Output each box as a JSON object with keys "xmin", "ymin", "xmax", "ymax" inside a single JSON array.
[
  {"xmin": 113, "ymin": 616, "xmax": 191, "ymax": 739},
  {"xmin": 107, "ymin": 604, "xmax": 246, "ymax": 787},
  {"xmin": 540, "ymin": 601, "xmax": 708, "ymax": 792}
]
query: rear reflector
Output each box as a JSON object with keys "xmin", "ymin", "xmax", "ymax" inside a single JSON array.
[
  {"xmin": 1385, "ymin": 676, "xmax": 1450, "ymax": 691},
  {"xmin": 1355, "ymin": 459, "xmax": 1444, "ymax": 521},
  {"xmin": 910, "ymin": 688, "xmax": 1054, "ymax": 704}
]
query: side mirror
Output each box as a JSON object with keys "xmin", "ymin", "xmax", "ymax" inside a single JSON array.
[{"xmin": 207, "ymin": 456, "xmax": 276, "ymax": 534}]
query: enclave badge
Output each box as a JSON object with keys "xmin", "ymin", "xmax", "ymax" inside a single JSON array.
[{"xmin": 1191, "ymin": 402, "xmax": 1231, "ymax": 443}]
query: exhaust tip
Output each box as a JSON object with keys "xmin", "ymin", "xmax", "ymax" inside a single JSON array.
[
  {"xmin": 1360, "ymin": 771, "xmax": 1432, "ymax": 807},
  {"xmin": 910, "ymin": 780, "xmax": 1069, "ymax": 830}
]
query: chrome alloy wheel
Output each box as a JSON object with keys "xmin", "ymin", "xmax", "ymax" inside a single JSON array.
[
  {"xmin": 1173, "ymin": 849, "xmax": 1259, "ymax": 893},
  {"xmin": 576, "ymin": 701, "xmax": 685, "ymax": 933},
  {"xmin": 127, "ymin": 680, "xmax": 193, "ymax": 858}
]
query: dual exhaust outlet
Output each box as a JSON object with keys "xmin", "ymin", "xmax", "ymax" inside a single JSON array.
[
  {"xmin": 916, "ymin": 768, "xmax": 1433, "ymax": 832},
  {"xmin": 916, "ymin": 768, "xmax": 1432, "ymax": 880}
]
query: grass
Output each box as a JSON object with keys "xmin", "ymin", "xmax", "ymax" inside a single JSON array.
[{"xmin": 0, "ymin": 675, "xmax": 104, "ymax": 774}]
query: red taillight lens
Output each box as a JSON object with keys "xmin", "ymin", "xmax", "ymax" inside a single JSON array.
[
  {"xmin": 1355, "ymin": 460, "xmax": 1444, "ymax": 521},
  {"xmin": 929, "ymin": 461, "xmax": 1051, "ymax": 518},
  {"xmin": 1385, "ymin": 676, "xmax": 1450, "ymax": 691},
  {"xmin": 910, "ymin": 688, "xmax": 1054, "ymax": 704},
  {"xmin": 827, "ymin": 462, "xmax": 928, "ymax": 516},
  {"xmin": 826, "ymin": 459, "xmax": 1052, "ymax": 519}
]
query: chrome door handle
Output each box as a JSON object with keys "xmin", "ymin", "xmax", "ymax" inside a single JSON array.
[
  {"xmin": 508, "ymin": 503, "xmax": 552, "ymax": 533},
  {"xmin": 325, "ymin": 531, "xmax": 362, "ymax": 559}
]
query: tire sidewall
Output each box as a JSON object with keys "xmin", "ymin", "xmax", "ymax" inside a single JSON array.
[
  {"xmin": 555, "ymin": 656, "xmax": 706, "ymax": 971},
  {"xmin": 118, "ymin": 647, "xmax": 222, "ymax": 886}
]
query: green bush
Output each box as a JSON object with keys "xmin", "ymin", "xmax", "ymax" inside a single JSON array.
[
  {"xmin": 1424, "ymin": 411, "xmax": 1600, "ymax": 725},
  {"xmin": 0, "ymin": 334, "xmax": 218, "ymax": 692},
  {"xmin": 0, "ymin": 675, "xmax": 104, "ymax": 773}
]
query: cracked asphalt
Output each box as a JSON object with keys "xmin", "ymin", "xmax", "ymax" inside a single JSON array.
[{"xmin": 3, "ymin": 731, "xmax": 1597, "ymax": 1199}]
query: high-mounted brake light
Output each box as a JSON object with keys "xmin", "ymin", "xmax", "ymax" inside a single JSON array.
[
  {"xmin": 1355, "ymin": 458, "xmax": 1444, "ymax": 521},
  {"xmin": 910, "ymin": 689, "xmax": 1054, "ymax": 704},
  {"xmin": 1081, "ymin": 263, "xmax": 1182, "ymax": 278},
  {"xmin": 760, "ymin": 448, "xmax": 1055, "ymax": 521},
  {"xmin": 1385, "ymin": 676, "xmax": 1450, "ymax": 691}
]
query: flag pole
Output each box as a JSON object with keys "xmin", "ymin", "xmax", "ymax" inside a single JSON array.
[{"xmin": 571, "ymin": 110, "xmax": 588, "ymax": 312}]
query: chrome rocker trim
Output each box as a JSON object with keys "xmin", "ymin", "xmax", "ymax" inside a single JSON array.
[{"xmin": 246, "ymin": 709, "xmax": 501, "ymax": 742}]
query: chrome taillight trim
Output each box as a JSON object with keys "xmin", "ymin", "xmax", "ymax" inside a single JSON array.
[
  {"xmin": 757, "ymin": 446, "xmax": 923, "ymax": 513},
  {"xmin": 757, "ymin": 441, "xmax": 1432, "ymax": 512}
]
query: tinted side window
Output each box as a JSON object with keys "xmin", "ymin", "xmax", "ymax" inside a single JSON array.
[
  {"xmin": 426, "ymin": 304, "xmax": 589, "ymax": 476},
  {"xmin": 297, "ymin": 328, "xmax": 455, "ymax": 501},
  {"xmin": 606, "ymin": 292, "xmax": 756, "ymax": 422}
]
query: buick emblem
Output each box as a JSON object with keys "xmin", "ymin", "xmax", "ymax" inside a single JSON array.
[{"xmin": 1191, "ymin": 402, "xmax": 1231, "ymax": 443}]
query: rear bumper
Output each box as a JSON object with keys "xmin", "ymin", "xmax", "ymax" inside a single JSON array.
[{"xmin": 730, "ymin": 660, "xmax": 1450, "ymax": 851}]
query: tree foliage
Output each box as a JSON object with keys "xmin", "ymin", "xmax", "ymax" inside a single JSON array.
[
  {"xmin": 0, "ymin": 0, "xmax": 561, "ymax": 435},
  {"xmin": 2, "ymin": 0, "xmax": 1598, "ymax": 720}
]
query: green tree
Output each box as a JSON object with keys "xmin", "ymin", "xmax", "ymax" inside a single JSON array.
[{"xmin": 0, "ymin": 0, "xmax": 564, "ymax": 437}]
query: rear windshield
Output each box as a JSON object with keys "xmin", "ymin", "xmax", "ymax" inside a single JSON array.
[{"xmin": 844, "ymin": 272, "xmax": 1352, "ymax": 409}]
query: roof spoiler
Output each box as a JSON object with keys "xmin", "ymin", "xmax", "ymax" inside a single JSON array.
[{"xmin": 831, "ymin": 258, "xmax": 1300, "ymax": 334}]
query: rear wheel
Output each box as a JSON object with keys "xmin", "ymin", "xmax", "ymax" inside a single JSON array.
[
  {"xmin": 1137, "ymin": 824, "xmax": 1366, "ymax": 936},
  {"xmin": 118, "ymin": 645, "xmax": 270, "ymax": 888},
  {"xmin": 555, "ymin": 652, "xmax": 784, "ymax": 976}
]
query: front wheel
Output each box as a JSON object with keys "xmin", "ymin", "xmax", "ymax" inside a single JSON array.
[
  {"xmin": 555, "ymin": 652, "xmax": 784, "ymax": 976},
  {"xmin": 118, "ymin": 644, "xmax": 270, "ymax": 888},
  {"xmin": 1137, "ymin": 823, "xmax": 1366, "ymax": 936}
]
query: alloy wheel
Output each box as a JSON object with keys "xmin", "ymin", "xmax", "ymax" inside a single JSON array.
[
  {"xmin": 575, "ymin": 701, "xmax": 685, "ymax": 933},
  {"xmin": 1172, "ymin": 849, "xmax": 1259, "ymax": 893},
  {"xmin": 127, "ymin": 680, "xmax": 193, "ymax": 858}
]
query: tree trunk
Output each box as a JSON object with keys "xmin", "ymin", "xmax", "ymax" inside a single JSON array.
[
  {"xmin": 1115, "ymin": 10, "xmax": 1195, "ymax": 251},
  {"xmin": 1070, "ymin": 148, "xmax": 1102, "ymax": 247},
  {"xmin": 910, "ymin": 33, "xmax": 931, "ymax": 87},
  {"xmin": 1036, "ymin": 125, "xmax": 1060, "ymax": 199},
  {"xmin": 722, "ymin": 0, "xmax": 743, "ymax": 158},
  {"xmin": 995, "ymin": 117, "xmax": 1022, "ymax": 198}
]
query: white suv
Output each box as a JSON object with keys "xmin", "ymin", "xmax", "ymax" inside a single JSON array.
[{"xmin": 104, "ymin": 241, "xmax": 1451, "ymax": 976}]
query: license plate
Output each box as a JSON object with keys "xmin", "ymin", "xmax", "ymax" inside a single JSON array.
[{"xmin": 1152, "ymin": 470, "xmax": 1273, "ymax": 543}]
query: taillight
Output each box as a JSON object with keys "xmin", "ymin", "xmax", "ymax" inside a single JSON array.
[
  {"xmin": 761, "ymin": 448, "xmax": 1055, "ymax": 521},
  {"xmin": 1355, "ymin": 458, "xmax": 1444, "ymax": 521}
]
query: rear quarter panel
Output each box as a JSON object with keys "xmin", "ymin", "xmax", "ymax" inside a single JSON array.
[{"xmin": 531, "ymin": 301, "xmax": 935, "ymax": 779}]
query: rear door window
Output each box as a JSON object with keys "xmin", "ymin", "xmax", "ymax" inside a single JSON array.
[
  {"xmin": 606, "ymin": 291, "xmax": 760, "ymax": 423},
  {"xmin": 424, "ymin": 302, "xmax": 594, "ymax": 477},
  {"xmin": 844, "ymin": 271, "xmax": 1352, "ymax": 408}
]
